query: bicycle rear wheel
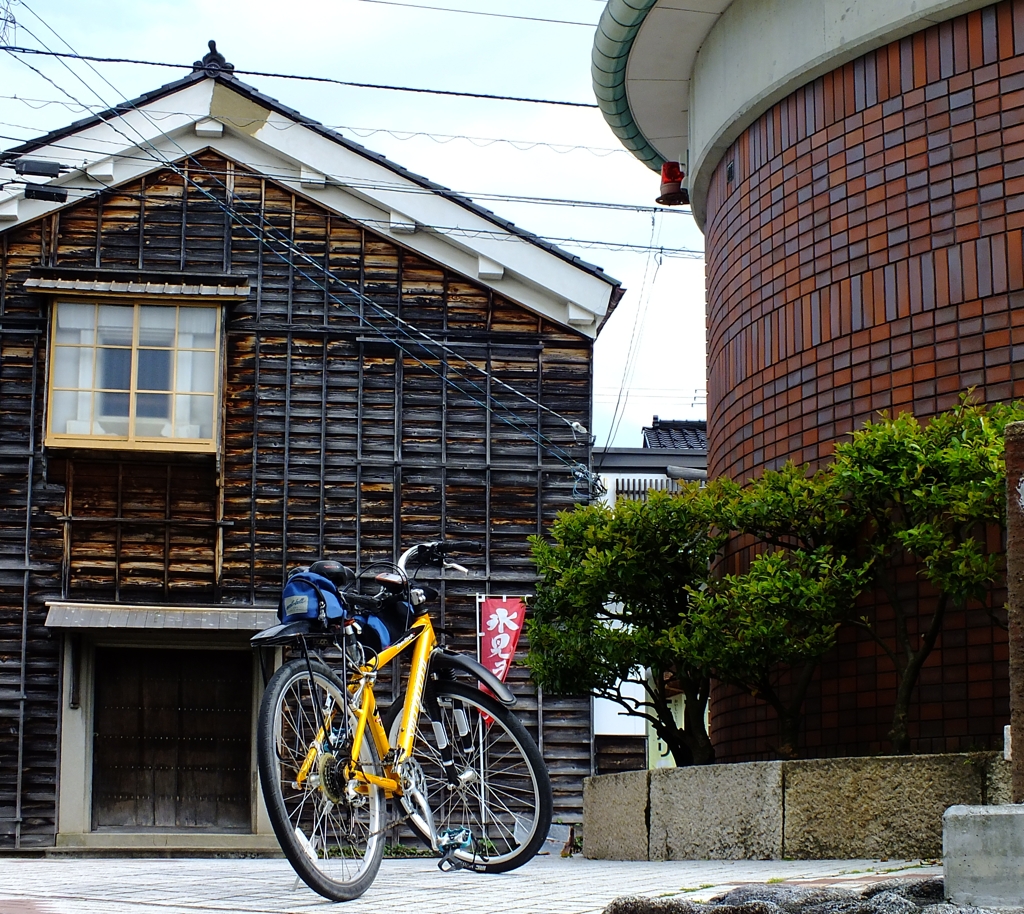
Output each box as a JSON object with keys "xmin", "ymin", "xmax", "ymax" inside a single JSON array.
[
  {"xmin": 257, "ymin": 658, "xmax": 385, "ymax": 901},
  {"xmin": 384, "ymin": 679, "xmax": 552, "ymax": 873}
]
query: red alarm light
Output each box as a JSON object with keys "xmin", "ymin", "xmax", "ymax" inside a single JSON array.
[{"xmin": 656, "ymin": 161, "xmax": 689, "ymax": 206}]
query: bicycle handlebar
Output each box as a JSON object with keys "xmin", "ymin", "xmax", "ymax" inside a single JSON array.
[
  {"xmin": 397, "ymin": 539, "xmax": 477, "ymax": 574},
  {"xmin": 342, "ymin": 591, "xmax": 381, "ymax": 610}
]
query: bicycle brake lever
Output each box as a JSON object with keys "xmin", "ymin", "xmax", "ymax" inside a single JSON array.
[{"xmin": 443, "ymin": 560, "xmax": 469, "ymax": 574}]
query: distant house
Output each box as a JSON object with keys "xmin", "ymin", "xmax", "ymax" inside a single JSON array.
[
  {"xmin": 0, "ymin": 44, "xmax": 621, "ymax": 850},
  {"xmin": 595, "ymin": 416, "xmax": 707, "ymax": 503},
  {"xmin": 591, "ymin": 417, "xmax": 707, "ymax": 773}
]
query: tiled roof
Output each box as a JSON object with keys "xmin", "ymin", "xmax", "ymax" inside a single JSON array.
[
  {"xmin": 25, "ymin": 267, "xmax": 249, "ymax": 298},
  {"xmin": 641, "ymin": 417, "xmax": 707, "ymax": 450}
]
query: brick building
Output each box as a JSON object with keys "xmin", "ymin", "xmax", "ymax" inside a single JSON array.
[{"xmin": 592, "ymin": 0, "xmax": 1022, "ymax": 759}]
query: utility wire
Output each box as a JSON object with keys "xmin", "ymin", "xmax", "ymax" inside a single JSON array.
[
  {"xmin": 1, "ymin": 143, "xmax": 700, "ymax": 253},
  {"xmin": 1, "ymin": 167, "xmax": 699, "ymax": 257},
  {"xmin": 603, "ymin": 216, "xmax": 661, "ymax": 452},
  {"xmin": 5, "ymin": 19, "xmax": 602, "ymax": 488},
  {"xmin": 0, "ymin": 93, "xmax": 628, "ymax": 156},
  {"xmin": 0, "ymin": 125, "xmax": 692, "ymax": 217},
  {"xmin": 351, "ymin": 0, "xmax": 597, "ymax": 27},
  {"xmin": 0, "ymin": 45, "xmax": 600, "ymax": 108}
]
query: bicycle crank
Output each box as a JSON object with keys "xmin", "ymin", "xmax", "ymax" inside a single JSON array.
[{"xmin": 395, "ymin": 756, "xmax": 437, "ymax": 846}]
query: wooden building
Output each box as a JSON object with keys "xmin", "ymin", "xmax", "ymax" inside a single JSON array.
[{"xmin": 0, "ymin": 45, "xmax": 621, "ymax": 850}]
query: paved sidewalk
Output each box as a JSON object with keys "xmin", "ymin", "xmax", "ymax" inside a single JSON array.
[{"xmin": 0, "ymin": 854, "xmax": 941, "ymax": 914}]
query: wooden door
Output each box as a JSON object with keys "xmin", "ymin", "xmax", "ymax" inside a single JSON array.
[{"xmin": 91, "ymin": 647, "xmax": 252, "ymax": 830}]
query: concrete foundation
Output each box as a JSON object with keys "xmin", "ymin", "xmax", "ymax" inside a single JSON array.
[
  {"xmin": 585, "ymin": 753, "xmax": 1011, "ymax": 861},
  {"xmin": 783, "ymin": 755, "xmax": 982, "ymax": 860},
  {"xmin": 582, "ymin": 769, "xmax": 649, "ymax": 861},
  {"xmin": 943, "ymin": 804, "xmax": 1024, "ymax": 906},
  {"xmin": 648, "ymin": 762, "xmax": 782, "ymax": 860}
]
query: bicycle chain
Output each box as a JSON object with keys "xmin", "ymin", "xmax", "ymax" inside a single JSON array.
[{"xmin": 364, "ymin": 807, "xmax": 414, "ymax": 841}]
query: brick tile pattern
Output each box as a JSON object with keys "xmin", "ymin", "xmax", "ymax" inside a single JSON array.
[{"xmin": 704, "ymin": 0, "xmax": 1021, "ymax": 760}]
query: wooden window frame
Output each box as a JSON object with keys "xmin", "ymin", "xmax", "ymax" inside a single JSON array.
[{"xmin": 45, "ymin": 298, "xmax": 222, "ymax": 454}]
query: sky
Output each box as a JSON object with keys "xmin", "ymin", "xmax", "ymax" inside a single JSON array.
[{"xmin": 0, "ymin": 0, "xmax": 708, "ymax": 448}]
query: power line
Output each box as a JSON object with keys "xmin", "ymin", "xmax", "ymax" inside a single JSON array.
[
  {"xmin": 0, "ymin": 0, "xmax": 13, "ymax": 44},
  {"xmin": 351, "ymin": 0, "xmax": 596, "ymax": 27},
  {"xmin": 0, "ymin": 92, "xmax": 631, "ymax": 155},
  {"xmin": 603, "ymin": 217, "xmax": 661, "ymax": 451},
  {"xmin": 0, "ymin": 45, "xmax": 600, "ymax": 108},
  {"xmin": 2, "ymin": 95, "xmax": 630, "ymax": 153},
  {"xmin": 316, "ymin": 125, "xmax": 628, "ymax": 158},
  {"xmin": 0, "ymin": 94, "xmax": 630, "ymax": 154},
  {"xmin": 0, "ymin": 124, "xmax": 699, "ymax": 221},
  {"xmin": 1, "ymin": 173, "xmax": 700, "ymax": 258}
]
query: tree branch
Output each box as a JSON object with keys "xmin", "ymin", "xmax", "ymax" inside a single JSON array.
[{"xmin": 848, "ymin": 616, "xmax": 899, "ymax": 669}]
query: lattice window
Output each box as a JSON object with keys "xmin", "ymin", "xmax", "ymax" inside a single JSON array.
[{"xmin": 47, "ymin": 301, "xmax": 219, "ymax": 452}]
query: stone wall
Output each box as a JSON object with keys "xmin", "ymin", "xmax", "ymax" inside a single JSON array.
[{"xmin": 583, "ymin": 753, "xmax": 1011, "ymax": 860}]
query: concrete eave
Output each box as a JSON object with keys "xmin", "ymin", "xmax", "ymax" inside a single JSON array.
[
  {"xmin": 591, "ymin": 1, "xmax": 730, "ymax": 178},
  {"xmin": 594, "ymin": 0, "xmax": 996, "ymax": 231}
]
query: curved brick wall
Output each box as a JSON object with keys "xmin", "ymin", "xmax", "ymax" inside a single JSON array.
[{"xmin": 704, "ymin": 0, "xmax": 1021, "ymax": 760}]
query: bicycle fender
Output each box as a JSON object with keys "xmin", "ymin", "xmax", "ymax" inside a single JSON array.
[
  {"xmin": 250, "ymin": 619, "xmax": 319, "ymax": 646},
  {"xmin": 429, "ymin": 649, "xmax": 516, "ymax": 706}
]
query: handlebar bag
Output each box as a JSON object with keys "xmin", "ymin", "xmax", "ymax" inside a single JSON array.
[
  {"xmin": 279, "ymin": 571, "xmax": 346, "ymax": 622},
  {"xmin": 351, "ymin": 613, "xmax": 392, "ymax": 652},
  {"xmin": 352, "ymin": 601, "xmax": 414, "ymax": 652}
]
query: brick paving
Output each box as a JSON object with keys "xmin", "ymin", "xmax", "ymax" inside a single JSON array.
[{"xmin": 0, "ymin": 855, "xmax": 942, "ymax": 914}]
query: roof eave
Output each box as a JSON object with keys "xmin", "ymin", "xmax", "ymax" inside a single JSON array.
[
  {"xmin": 591, "ymin": 0, "xmax": 664, "ymax": 172},
  {"xmin": 1, "ymin": 68, "xmax": 621, "ymax": 337}
]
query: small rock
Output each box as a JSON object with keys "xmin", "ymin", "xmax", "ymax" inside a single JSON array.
[
  {"xmin": 712, "ymin": 887, "xmax": 803, "ymax": 906},
  {"xmin": 787, "ymin": 889, "xmax": 861, "ymax": 912},
  {"xmin": 603, "ymin": 897, "xmax": 705, "ymax": 914},
  {"xmin": 918, "ymin": 905, "xmax": 1001, "ymax": 914},
  {"xmin": 861, "ymin": 890, "xmax": 920, "ymax": 914},
  {"xmin": 603, "ymin": 898, "xmax": 784, "ymax": 914},
  {"xmin": 794, "ymin": 899, "xmax": 872, "ymax": 914},
  {"xmin": 863, "ymin": 879, "xmax": 945, "ymax": 904}
]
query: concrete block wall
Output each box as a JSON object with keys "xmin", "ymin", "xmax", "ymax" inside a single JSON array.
[
  {"xmin": 647, "ymin": 763, "xmax": 783, "ymax": 861},
  {"xmin": 582, "ymin": 770, "xmax": 651, "ymax": 860},
  {"xmin": 583, "ymin": 753, "xmax": 1011, "ymax": 861}
]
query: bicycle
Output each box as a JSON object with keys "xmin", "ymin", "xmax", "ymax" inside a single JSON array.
[{"xmin": 251, "ymin": 540, "xmax": 554, "ymax": 901}]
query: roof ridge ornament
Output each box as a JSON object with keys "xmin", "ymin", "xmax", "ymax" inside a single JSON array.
[{"xmin": 193, "ymin": 40, "xmax": 234, "ymax": 76}]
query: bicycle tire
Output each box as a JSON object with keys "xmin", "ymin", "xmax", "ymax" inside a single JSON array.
[
  {"xmin": 257, "ymin": 658, "xmax": 386, "ymax": 901},
  {"xmin": 383, "ymin": 679, "xmax": 553, "ymax": 873}
]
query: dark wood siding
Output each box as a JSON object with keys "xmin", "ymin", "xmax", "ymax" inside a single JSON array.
[
  {"xmin": 0, "ymin": 229, "xmax": 63, "ymax": 848},
  {"xmin": 0, "ymin": 150, "xmax": 596, "ymax": 846},
  {"xmin": 51, "ymin": 457, "xmax": 219, "ymax": 602}
]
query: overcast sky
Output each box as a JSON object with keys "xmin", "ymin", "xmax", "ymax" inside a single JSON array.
[{"xmin": 0, "ymin": 0, "xmax": 707, "ymax": 448}]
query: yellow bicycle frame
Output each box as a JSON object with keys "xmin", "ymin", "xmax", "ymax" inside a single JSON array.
[{"xmin": 297, "ymin": 614, "xmax": 438, "ymax": 798}]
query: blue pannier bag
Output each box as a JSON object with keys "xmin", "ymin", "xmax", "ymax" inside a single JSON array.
[{"xmin": 278, "ymin": 571, "xmax": 346, "ymax": 622}]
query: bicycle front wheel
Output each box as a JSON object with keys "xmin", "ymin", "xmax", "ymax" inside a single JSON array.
[
  {"xmin": 257, "ymin": 658, "xmax": 386, "ymax": 901},
  {"xmin": 384, "ymin": 679, "xmax": 553, "ymax": 873}
]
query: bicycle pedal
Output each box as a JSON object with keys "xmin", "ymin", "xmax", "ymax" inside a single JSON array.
[
  {"xmin": 436, "ymin": 826, "xmax": 472, "ymax": 850},
  {"xmin": 436, "ymin": 827, "xmax": 474, "ymax": 872},
  {"xmin": 437, "ymin": 846, "xmax": 471, "ymax": 872}
]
